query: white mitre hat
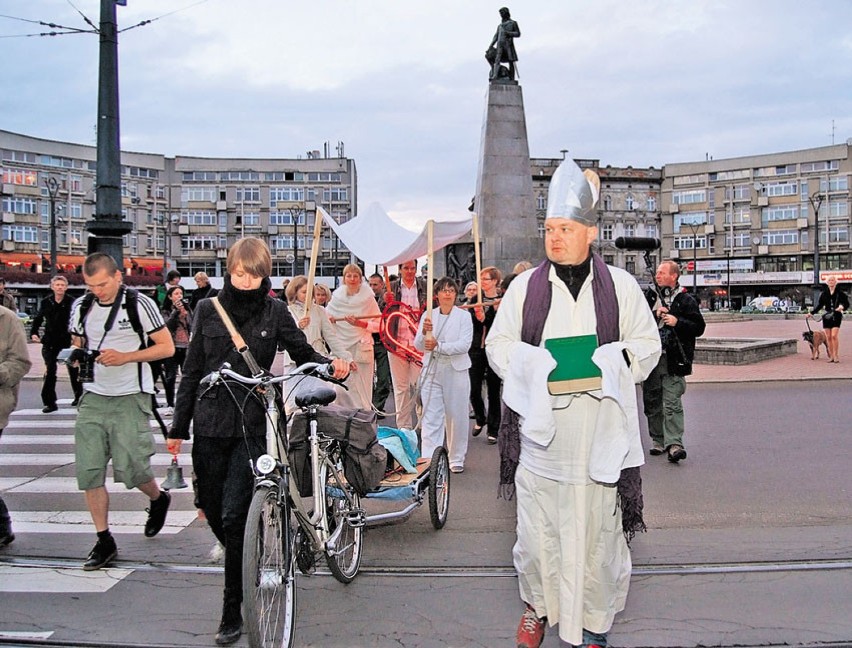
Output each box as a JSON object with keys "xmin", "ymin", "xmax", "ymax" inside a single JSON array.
[{"xmin": 546, "ymin": 159, "xmax": 601, "ymax": 226}]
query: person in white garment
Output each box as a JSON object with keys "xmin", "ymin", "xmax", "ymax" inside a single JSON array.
[
  {"xmin": 326, "ymin": 264, "xmax": 381, "ymax": 411},
  {"xmin": 283, "ymin": 275, "xmax": 354, "ymax": 412},
  {"xmin": 414, "ymin": 277, "xmax": 473, "ymax": 473},
  {"xmin": 486, "ymin": 159, "xmax": 661, "ymax": 648}
]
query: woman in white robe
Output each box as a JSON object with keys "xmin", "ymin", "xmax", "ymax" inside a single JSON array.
[{"xmin": 326, "ymin": 264, "xmax": 381, "ymax": 411}]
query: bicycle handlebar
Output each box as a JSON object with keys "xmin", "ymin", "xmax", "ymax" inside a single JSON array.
[{"xmin": 200, "ymin": 361, "xmax": 341, "ymax": 390}]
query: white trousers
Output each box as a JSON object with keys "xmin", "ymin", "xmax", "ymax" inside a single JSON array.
[
  {"xmin": 418, "ymin": 359, "xmax": 470, "ymax": 468},
  {"xmin": 388, "ymin": 352, "xmax": 422, "ymax": 429},
  {"xmin": 513, "ymin": 465, "xmax": 631, "ymax": 646}
]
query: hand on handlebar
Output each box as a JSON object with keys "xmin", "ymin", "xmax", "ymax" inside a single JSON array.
[{"xmin": 330, "ymin": 358, "xmax": 350, "ymax": 380}]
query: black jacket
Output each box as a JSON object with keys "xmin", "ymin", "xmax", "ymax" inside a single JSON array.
[
  {"xmin": 659, "ymin": 289, "xmax": 705, "ymax": 376},
  {"xmin": 169, "ymin": 296, "xmax": 328, "ymax": 440},
  {"xmin": 30, "ymin": 294, "xmax": 74, "ymax": 348},
  {"xmin": 189, "ymin": 284, "xmax": 218, "ymax": 311}
]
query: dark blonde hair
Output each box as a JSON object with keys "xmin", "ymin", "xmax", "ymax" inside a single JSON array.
[
  {"xmin": 285, "ymin": 275, "xmax": 308, "ymax": 303},
  {"xmin": 227, "ymin": 237, "xmax": 272, "ymax": 278},
  {"xmin": 313, "ymin": 283, "xmax": 331, "ymax": 303},
  {"xmin": 481, "ymin": 266, "xmax": 502, "ymax": 283},
  {"xmin": 342, "ymin": 263, "xmax": 363, "ymax": 279}
]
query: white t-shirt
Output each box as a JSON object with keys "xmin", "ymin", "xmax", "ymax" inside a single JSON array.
[{"xmin": 70, "ymin": 289, "xmax": 165, "ymax": 396}]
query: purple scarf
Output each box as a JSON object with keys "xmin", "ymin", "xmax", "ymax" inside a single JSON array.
[{"xmin": 498, "ymin": 253, "xmax": 646, "ymax": 540}]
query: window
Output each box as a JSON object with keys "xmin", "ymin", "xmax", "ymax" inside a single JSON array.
[
  {"xmin": 625, "ymin": 194, "xmax": 636, "ymax": 210},
  {"xmin": 2, "ymin": 224, "xmax": 39, "ymax": 242},
  {"xmin": 184, "ymin": 211, "xmax": 217, "ymax": 225},
  {"xmin": 181, "ymin": 235, "xmax": 217, "ymax": 252},
  {"xmin": 306, "ymin": 172, "xmax": 340, "ymax": 182},
  {"xmin": 761, "ymin": 229, "xmax": 798, "ymax": 245},
  {"xmin": 623, "ymin": 223, "xmax": 635, "ymax": 238},
  {"xmin": 269, "ymin": 187, "xmax": 304, "ymax": 203},
  {"xmin": 800, "ymin": 160, "xmax": 839, "ymax": 173},
  {"xmin": 603, "ymin": 254, "xmax": 614, "ymax": 265},
  {"xmin": 725, "ymin": 206, "xmax": 751, "ymax": 224},
  {"xmin": 182, "ymin": 186, "xmax": 216, "ymax": 202},
  {"xmin": 40, "ymin": 154, "xmax": 73, "ymax": 168},
  {"xmin": 40, "ymin": 230, "xmax": 49, "ymax": 251},
  {"xmin": 536, "ymin": 194, "xmax": 547, "ymax": 210},
  {"xmin": 672, "ymin": 190, "xmax": 706, "ymax": 205},
  {"xmin": 673, "ymin": 236, "xmax": 707, "ymax": 250},
  {"xmin": 674, "ymin": 212, "xmax": 709, "ymax": 231},
  {"xmin": 323, "ymin": 187, "xmax": 348, "ymax": 202},
  {"xmin": 725, "ymin": 232, "xmax": 751, "ymax": 248},
  {"xmin": 828, "ymin": 225, "xmax": 849, "ymax": 243},
  {"xmin": 236, "ymin": 212, "xmax": 260, "ymax": 227},
  {"xmin": 601, "ymin": 224, "xmax": 613, "ymax": 241},
  {"xmin": 69, "ymin": 203, "xmax": 82, "ymax": 219},
  {"xmin": 235, "ymin": 187, "xmax": 260, "ymax": 202},
  {"xmin": 2, "ymin": 168, "xmax": 38, "ymax": 186},
  {"xmin": 270, "ymin": 235, "xmax": 307, "ymax": 251},
  {"xmin": 829, "ymin": 202, "xmax": 848, "ymax": 217},
  {"xmin": 222, "ymin": 171, "xmax": 260, "ymax": 181},
  {"xmin": 2, "ymin": 196, "xmax": 38, "ymax": 214},
  {"xmin": 765, "ymin": 182, "xmax": 798, "ymax": 197},
  {"xmin": 603, "ymin": 195, "xmax": 612, "ymax": 210},
  {"xmin": 269, "ymin": 210, "xmax": 305, "ymax": 226},
  {"xmin": 625, "ymin": 257, "xmax": 636, "ymax": 274},
  {"xmin": 182, "ymin": 171, "xmax": 217, "ymax": 182},
  {"xmin": 761, "ymin": 205, "xmax": 801, "ymax": 223},
  {"xmin": 823, "ymin": 176, "xmax": 849, "ymax": 192},
  {"xmin": 646, "ymin": 195, "xmax": 656, "ymax": 211}
]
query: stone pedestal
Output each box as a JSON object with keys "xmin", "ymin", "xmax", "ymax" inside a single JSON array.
[{"xmin": 475, "ymin": 82, "xmax": 539, "ymax": 274}]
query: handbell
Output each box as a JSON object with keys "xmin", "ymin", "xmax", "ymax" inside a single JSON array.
[{"xmin": 162, "ymin": 455, "xmax": 188, "ymax": 490}]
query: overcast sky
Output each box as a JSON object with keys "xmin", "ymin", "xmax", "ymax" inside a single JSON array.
[{"xmin": 3, "ymin": 1, "xmax": 852, "ymax": 229}]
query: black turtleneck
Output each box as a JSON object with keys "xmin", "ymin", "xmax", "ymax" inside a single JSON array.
[
  {"xmin": 553, "ymin": 254, "xmax": 592, "ymax": 300},
  {"xmin": 216, "ymin": 274, "xmax": 272, "ymax": 327}
]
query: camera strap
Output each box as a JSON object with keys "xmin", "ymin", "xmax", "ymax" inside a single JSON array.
[
  {"xmin": 92, "ymin": 285, "xmax": 127, "ymax": 352},
  {"xmin": 211, "ymin": 297, "xmax": 265, "ymax": 378}
]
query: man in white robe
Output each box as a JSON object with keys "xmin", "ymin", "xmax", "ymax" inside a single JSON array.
[{"xmin": 486, "ymin": 159, "xmax": 661, "ymax": 648}]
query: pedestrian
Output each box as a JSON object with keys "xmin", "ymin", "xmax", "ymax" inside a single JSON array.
[
  {"xmin": 327, "ymin": 264, "xmax": 382, "ymax": 411},
  {"xmin": 415, "ymin": 277, "xmax": 472, "ymax": 473},
  {"xmin": 161, "ymin": 285, "xmax": 193, "ymax": 413},
  {"xmin": 807, "ymin": 275, "xmax": 849, "ymax": 363},
  {"xmin": 642, "ymin": 260, "xmax": 706, "ymax": 463},
  {"xmin": 156, "ymin": 269, "xmax": 181, "ymax": 312},
  {"xmin": 384, "ymin": 259, "xmax": 427, "ymax": 429},
  {"xmin": 462, "ymin": 280, "xmax": 478, "ymax": 305},
  {"xmin": 313, "ymin": 283, "xmax": 331, "ymax": 307},
  {"xmin": 167, "ymin": 237, "xmax": 349, "ymax": 646},
  {"xmin": 486, "ymin": 159, "xmax": 661, "ymax": 648},
  {"xmin": 30, "ymin": 275, "xmax": 83, "ymax": 411},
  {"xmin": 0, "ymin": 277, "xmax": 17, "ymax": 311},
  {"xmin": 189, "ymin": 271, "xmax": 218, "ymax": 310},
  {"xmin": 0, "ymin": 303, "xmax": 32, "ymax": 548},
  {"xmin": 468, "ymin": 266, "xmax": 502, "ymax": 444},
  {"xmin": 69, "ymin": 253, "xmax": 176, "ymax": 571},
  {"xmin": 368, "ymin": 272, "xmax": 392, "ymax": 415}
]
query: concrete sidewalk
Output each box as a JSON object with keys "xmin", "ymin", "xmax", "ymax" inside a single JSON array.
[{"xmin": 24, "ymin": 315, "xmax": 852, "ymax": 384}]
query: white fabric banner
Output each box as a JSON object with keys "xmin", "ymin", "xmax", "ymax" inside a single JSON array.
[{"xmin": 319, "ymin": 203, "xmax": 472, "ymax": 266}]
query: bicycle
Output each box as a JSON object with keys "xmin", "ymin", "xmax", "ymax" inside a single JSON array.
[{"xmin": 199, "ymin": 360, "xmax": 365, "ymax": 648}]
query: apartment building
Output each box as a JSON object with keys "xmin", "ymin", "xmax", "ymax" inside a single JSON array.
[{"xmin": 0, "ymin": 129, "xmax": 356, "ymax": 284}]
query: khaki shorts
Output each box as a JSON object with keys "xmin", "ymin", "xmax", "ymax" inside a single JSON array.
[{"xmin": 75, "ymin": 391, "xmax": 156, "ymax": 490}]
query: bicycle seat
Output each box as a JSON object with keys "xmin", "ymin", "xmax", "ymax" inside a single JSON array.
[{"xmin": 294, "ymin": 383, "xmax": 337, "ymax": 408}]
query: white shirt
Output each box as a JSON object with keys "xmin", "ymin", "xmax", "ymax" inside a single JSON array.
[{"xmin": 70, "ymin": 290, "xmax": 165, "ymax": 396}]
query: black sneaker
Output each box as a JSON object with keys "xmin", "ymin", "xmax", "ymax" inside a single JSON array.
[
  {"xmin": 144, "ymin": 491, "xmax": 171, "ymax": 537},
  {"xmin": 83, "ymin": 538, "xmax": 117, "ymax": 571},
  {"xmin": 0, "ymin": 530, "xmax": 15, "ymax": 547},
  {"xmin": 71, "ymin": 396, "xmax": 81, "ymax": 407},
  {"xmin": 42, "ymin": 404, "xmax": 58, "ymax": 413}
]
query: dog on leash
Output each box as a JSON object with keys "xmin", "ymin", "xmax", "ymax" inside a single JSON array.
[{"xmin": 802, "ymin": 329, "xmax": 829, "ymax": 359}]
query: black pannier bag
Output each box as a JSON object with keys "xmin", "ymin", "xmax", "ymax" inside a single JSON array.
[{"xmin": 288, "ymin": 405, "xmax": 387, "ymax": 497}]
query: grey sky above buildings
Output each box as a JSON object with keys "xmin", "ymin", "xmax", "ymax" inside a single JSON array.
[{"xmin": 3, "ymin": 1, "xmax": 852, "ymax": 230}]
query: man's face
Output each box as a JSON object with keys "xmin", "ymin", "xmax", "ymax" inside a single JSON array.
[
  {"xmin": 51, "ymin": 279, "xmax": 68, "ymax": 300},
  {"xmin": 168, "ymin": 276, "xmax": 180, "ymax": 287},
  {"xmin": 0, "ymin": 282, "xmax": 5, "ymax": 294},
  {"xmin": 368, "ymin": 276, "xmax": 383, "ymax": 295},
  {"xmin": 400, "ymin": 262, "xmax": 417, "ymax": 285},
  {"xmin": 544, "ymin": 218, "xmax": 597, "ymax": 266},
  {"xmin": 656, "ymin": 263, "xmax": 678, "ymax": 289},
  {"xmin": 84, "ymin": 268, "xmax": 123, "ymax": 304}
]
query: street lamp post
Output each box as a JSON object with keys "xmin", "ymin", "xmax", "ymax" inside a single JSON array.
[
  {"xmin": 808, "ymin": 188, "xmax": 825, "ymax": 305},
  {"xmin": 44, "ymin": 177, "xmax": 60, "ymax": 278},
  {"xmin": 684, "ymin": 221, "xmax": 701, "ymax": 294}
]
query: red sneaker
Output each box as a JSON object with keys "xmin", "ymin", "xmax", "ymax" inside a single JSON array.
[{"xmin": 516, "ymin": 604, "xmax": 546, "ymax": 648}]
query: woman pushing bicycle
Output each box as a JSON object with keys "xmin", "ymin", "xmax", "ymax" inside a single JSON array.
[{"xmin": 166, "ymin": 237, "xmax": 350, "ymax": 646}]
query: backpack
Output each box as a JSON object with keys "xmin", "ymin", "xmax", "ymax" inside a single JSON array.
[{"xmin": 77, "ymin": 286, "xmax": 168, "ymax": 436}]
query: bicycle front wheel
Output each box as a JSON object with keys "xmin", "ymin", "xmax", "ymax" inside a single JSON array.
[
  {"xmin": 243, "ymin": 483, "xmax": 297, "ymax": 648},
  {"xmin": 321, "ymin": 461, "xmax": 364, "ymax": 583}
]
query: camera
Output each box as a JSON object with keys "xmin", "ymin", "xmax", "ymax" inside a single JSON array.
[{"xmin": 58, "ymin": 347, "xmax": 100, "ymax": 383}]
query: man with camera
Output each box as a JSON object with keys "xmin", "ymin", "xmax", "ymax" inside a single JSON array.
[
  {"xmin": 642, "ymin": 260, "xmax": 706, "ymax": 463},
  {"xmin": 69, "ymin": 253, "xmax": 175, "ymax": 570}
]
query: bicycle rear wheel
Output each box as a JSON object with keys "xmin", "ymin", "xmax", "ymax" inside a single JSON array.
[
  {"xmin": 243, "ymin": 483, "xmax": 297, "ymax": 648},
  {"xmin": 321, "ymin": 461, "xmax": 364, "ymax": 583}
]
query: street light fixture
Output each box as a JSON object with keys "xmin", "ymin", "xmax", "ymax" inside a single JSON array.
[
  {"xmin": 44, "ymin": 177, "xmax": 60, "ymax": 278},
  {"xmin": 808, "ymin": 188, "xmax": 824, "ymax": 301},
  {"xmin": 683, "ymin": 220, "xmax": 701, "ymax": 293}
]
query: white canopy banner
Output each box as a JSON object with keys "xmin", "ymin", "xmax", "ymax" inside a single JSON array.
[{"xmin": 318, "ymin": 202, "xmax": 472, "ymax": 266}]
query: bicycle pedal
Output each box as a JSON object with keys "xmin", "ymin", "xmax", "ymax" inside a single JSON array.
[{"xmin": 346, "ymin": 508, "xmax": 367, "ymax": 528}]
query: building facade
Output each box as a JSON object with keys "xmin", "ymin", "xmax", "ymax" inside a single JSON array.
[{"xmin": 1, "ymin": 129, "xmax": 356, "ymax": 285}]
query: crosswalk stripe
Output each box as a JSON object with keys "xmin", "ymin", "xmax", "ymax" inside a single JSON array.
[
  {"xmin": 1, "ymin": 434, "xmax": 186, "ymax": 445},
  {"xmin": 0, "ymin": 565, "xmax": 133, "ymax": 593},
  {"xmin": 1, "ymin": 477, "xmax": 199, "ymax": 494},
  {"xmin": 0, "ymin": 453, "xmax": 192, "ymax": 465},
  {"xmin": 11, "ymin": 510, "xmax": 199, "ymax": 534},
  {"xmin": 0, "ymin": 630, "xmax": 55, "ymax": 640},
  {"xmin": 5, "ymin": 419, "xmax": 172, "ymax": 429}
]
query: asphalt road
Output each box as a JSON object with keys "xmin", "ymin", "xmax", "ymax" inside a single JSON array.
[{"xmin": 1, "ymin": 378, "xmax": 850, "ymax": 647}]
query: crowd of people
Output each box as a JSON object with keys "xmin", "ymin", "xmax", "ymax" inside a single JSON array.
[{"xmin": 3, "ymin": 181, "xmax": 850, "ymax": 646}]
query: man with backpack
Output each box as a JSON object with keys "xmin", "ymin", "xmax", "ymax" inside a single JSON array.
[{"xmin": 70, "ymin": 253, "xmax": 175, "ymax": 570}]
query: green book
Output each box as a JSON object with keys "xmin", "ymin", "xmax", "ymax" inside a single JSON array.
[{"xmin": 544, "ymin": 334, "xmax": 602, "ymax": 394}]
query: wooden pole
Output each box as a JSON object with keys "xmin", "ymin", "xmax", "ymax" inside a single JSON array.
[
  {"xmin": 304, "ymin": 206, "xmax": 323, "ymax": 316},
  {"xmin": 425, "ymin": 220, "xmax": 435, "ymax": 343},
  {"xmin": 472, "ymin": 213, "xmax": 483, "ymax": 304}
]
